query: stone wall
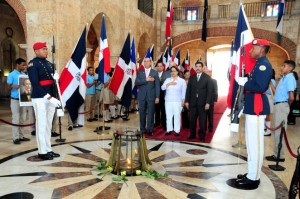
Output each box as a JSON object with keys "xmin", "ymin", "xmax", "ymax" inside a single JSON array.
[{"xmin": 21, "ymin": 0, "xmax": 155, "ymax": 71}]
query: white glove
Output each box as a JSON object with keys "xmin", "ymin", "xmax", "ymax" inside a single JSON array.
[
  {"xmin": 49, "ymin": 97, "xmax": 61, "ymax": 107},
  {"xmin": 238, "ymin": 77, "xmax": 248, "ymax": 86},
  {"xmin": 53, "ymin": 72, "xmax": 59, "ymax": 81}
]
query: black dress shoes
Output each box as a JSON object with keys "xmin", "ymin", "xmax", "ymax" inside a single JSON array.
[
  {"xmin": 148, "ymin": 131, "xmax": 153, "ymax": 136},
  {"xmin": 188, "ymin": 135, "xmax": 196, "ymax": 139},
  {"xmin": 68, "ymin": 126, "xmax": 73, "ymax": 131},
  {"xmin": 237, "ymin": 173, "xmax": 247, "ymax": 179},
  {"xmin": 31, "ymin": 131, "xmax": 36, "ymax": 136},
  {"xmin": 174, "ymin": 133, "xmax": 180, "ymax": 137},
  {"xmin": 73, "ymin": 124, "xmax": 83, "ymax": 128},
  {"xmin": 20, "ymin": 137, "xmax": 30, "ymax": 141},
  {"xmin": 111, "ymin": 116, "xmax": 119, "ymax": 119},
  {"xmin": 94, "ymin": 114, "xmax": 103, "ymax": 118},
  {"xmin": 265, "ymin": 155, "xmax": 285, "ymax": 162},
  {"xmin": 13, "ymin": 139, "xmax": 20, "ymax": 144},
  {"xmin": 47, "ymin": 151, "xmax": 60, "ymax": 158},
  {"xmin": 235, "ymin": 177, "xmax": 260, "ymax": 190},
  {"xmin": 51, "ymin": 132, "xmax": 60, "ymax": 137},
  {"xmin": 38, "ymin": 153, "xmax": 53, "ymax": 160},
  {"xmin": 92, "ymin": 117, "xmax": 98, "ymax": 121},
  {"xmin": 165, "ymin": 132, "xmax": 171, "ymax": 136}
]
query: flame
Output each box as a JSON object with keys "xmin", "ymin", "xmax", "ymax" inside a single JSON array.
[{"xmin": 126, "ymin": 158, "xmax": 131, "ymax": 165}]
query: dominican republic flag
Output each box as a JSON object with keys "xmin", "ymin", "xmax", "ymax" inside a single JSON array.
[
  {"xmin": 98, "ymin": 15, "xmax": 111, "ymax": 83},
  {"xmin": 202, "ymin": 0, "xmax": 208, "ymax": 42},
  {"xmin": 165, "ymin": 0, "xmax": 173, "ymax": 44},
  {"xmin": 179, "ymin": 58, "xmax": 185, "ymax": 72},
  {"xmin": 166, "ymin": 39, "xmax": 173, "ymax": 70},
  {"xmin": 227, "ymin": 4, "xmax": 256, "ymax": 109},
  {"xmin": 184, "ymin": 49, "xmax": 190, "ymax": 70},
  {"xmin": 60, "ymin": 27, "xmax": 87, "ymax": 123},
  {"xmin": 227, "ymin": 39, "xmax": 234, "ymax": 81},
  {"xmin": 139, "ymin": 44, "xmax": 154, "ymax": 71},
  {"xmin": 155, "ymin": 52, "xmax": 163, "ymax": 67},
  {"xmin": 130, "ymin": 37, "xmax": 137, "ymax": 90},
  {"xmin": 131, "ymin": 37, "xmax": 138, "ymax": 98},
  {"xmin": 276, "ymin": 0, "xmax": 285, "ymax": 41},
  {"xmin": 162, "ymin": 46, "xmax": 169, "ymax": 71},
  {"xmin": 108, "ymin": 33, "xmax": 132, "ymax": 108},
  {"xmin": 173, "ymin": 48, "xmax": 180, "ymax": 66}
]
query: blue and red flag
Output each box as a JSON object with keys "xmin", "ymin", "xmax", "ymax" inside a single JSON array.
[
  {"xmin": 109, "ymin": 33, "xmax": 132, "ymax": 107},
  {"xmin": 60, "ymin": 27, "xmax": 87, "ymax": 122},
  {"xmin": 139, "ymin": 44, "xmax": 154, "ymax": 71},
  {"xmin": 98, "ymin": 15, "xmax": 111, "ymax": 83},
  {"xmin": 227, "ymin": 4, "xmax": 256, "ymax": 109},
  {"xmin": 173, "ymin": 48, "xmax": 180, "ymax": 67},
  {"xmin": 165, "ymin": 0, "xmax": 174, "ymax": 44},
  {"xmin": 276, "ymin": 0, "xmax": 285, "ymax": 41}
]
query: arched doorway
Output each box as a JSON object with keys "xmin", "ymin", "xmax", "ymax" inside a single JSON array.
[
  {"xmin": 88, "ymin": 13, "xmax": 115, "ymax": 69},
  {"xmin": 0, "ymin": 0, "xmax": 26, "ymax": 97}
]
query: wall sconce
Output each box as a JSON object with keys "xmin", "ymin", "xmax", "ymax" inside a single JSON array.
[
  {"xmin": 3, "ymin": 68, "xmax": 10, "ymax": 77},
  {"xmin": 18, "ymin": 44, "xmax": 28, "ymax": 49},
  {"xmin": 86, "ymin": 48, "xmax": 93, "ymax": 53}
]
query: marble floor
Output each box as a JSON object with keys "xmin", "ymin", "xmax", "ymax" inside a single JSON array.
[{"xmin": 0, "ymin": 98, "xmax": 299, "ymax": 199}]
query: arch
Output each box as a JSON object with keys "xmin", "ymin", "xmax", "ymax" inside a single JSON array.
[
  {"xmin": 5, "ymin": 0, "xmax": 27, "ymax": 38},
  {"xmin": 137, "ymin": 32, "xmax": 152, "ymax": 62},
  {"xmin": 89, "ymin": 12, "xmax": 114, "ymax": 67},
  {"xmin": 171, "ymin": 27, "xmax": 296, "ymax": 60},
  {"xmin": 0, "ymin": 37, "xmax": 19, "ymax": 74}
]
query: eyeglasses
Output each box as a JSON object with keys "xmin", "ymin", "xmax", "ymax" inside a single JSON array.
[{"xmin": 171, "ymin": 70, "xmax": 177, "ymax": 72}]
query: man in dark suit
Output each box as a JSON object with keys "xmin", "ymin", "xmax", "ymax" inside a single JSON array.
[
  {"xmin": 154, "ymin": 61, "xmax": 170, "ymax": 130},
  {"xmin": 185, "ymin": 61, "xmax": 212, "ymax": 141},
  {"xmin": 135, "ymin": 57, "xmax": 160, "ymax": 135},
  {"xmin": 205, "ymin": 70, "xmax": 218, "ymax": 132}
]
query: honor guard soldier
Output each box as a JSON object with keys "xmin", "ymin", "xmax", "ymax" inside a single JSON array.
[
  {"xmin": 235, "ymin": 39, "xmax": 272, "ymax": 190},
  {"xmin": 27, "ymin": 42, "xmax": 61, "ymax": 160}
]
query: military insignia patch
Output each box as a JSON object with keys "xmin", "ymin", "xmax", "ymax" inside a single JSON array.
[
  {"xmin": 28, "ymin": 62, "xmax": 33, "ymax": 68},
  {"xmin": 259, "ymin": 65, "xmax": 266, "ymax": 71}
]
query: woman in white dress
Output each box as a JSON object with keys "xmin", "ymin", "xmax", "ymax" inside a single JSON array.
[{"xmin": 161, "ymin": 66, "xmax": 187, "ymax": 136}]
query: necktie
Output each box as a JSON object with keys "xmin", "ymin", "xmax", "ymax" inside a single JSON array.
[{"xmin": 197, "ymin": 74, "xmax": 200, "ymax": 81}]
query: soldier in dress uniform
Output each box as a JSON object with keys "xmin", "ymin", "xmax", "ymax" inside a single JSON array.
[
  {"xmin": 27, "ymin": 42, "xmax": 61, "ymax": 160},
  {"xmin": 235, "ymin": 39, "xmax": 272, "ymax": 190}
]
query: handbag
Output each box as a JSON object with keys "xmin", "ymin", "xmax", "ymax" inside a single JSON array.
[{"xmin": 291, "ymin": 100, "xmax": 300, "ymax": 117}]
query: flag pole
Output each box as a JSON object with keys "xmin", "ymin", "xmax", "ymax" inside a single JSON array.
[
  {"xmin": 231, "ymin": 32, "xmax": 246, "ymax": 149},
  {"xmin": 52, "ymin": 35, "xmax": 66, "ymax": 143}
]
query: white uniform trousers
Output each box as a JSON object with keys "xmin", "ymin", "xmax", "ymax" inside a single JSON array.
[
  {"xmin": 272, "ymin": 103, "xmax": 289, "ymax": 159},
  {"xmin": 245, "ymin": 114, "xmax": 266, "ymax": 181},
  {"xmin": 10, "ymin": 99, "xmax": 26, "ymax": 140},
  {"xmin": 165, "ymin": 102, "xmax": 182, "ymax": 133},
  {"xmin": 32, "ymin": 98, "xmax": 56, "ymax": 154}
]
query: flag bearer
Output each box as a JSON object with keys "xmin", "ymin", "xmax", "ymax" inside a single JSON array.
[{"xmin": 27, "ymin": 42, "xmax": 61, "ymax": 160}]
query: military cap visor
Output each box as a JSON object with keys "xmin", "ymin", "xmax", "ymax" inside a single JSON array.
[
  {"xmin": 33, "ymin": 42, "xmax": 47, "ymax": 50},
  {"xmin": 252, "ymin": 39, "xmax": 270, "ymax": 47}
]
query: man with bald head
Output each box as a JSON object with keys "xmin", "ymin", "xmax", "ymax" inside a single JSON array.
[{"xmin": 135, "ymin": 57, "xmax": 160, "ymax": 135}]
